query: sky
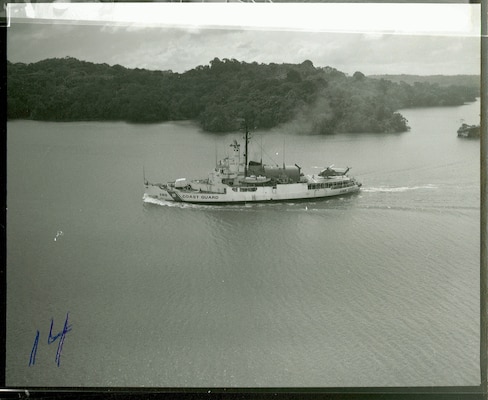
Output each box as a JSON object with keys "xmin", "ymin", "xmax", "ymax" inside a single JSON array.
[{"xmin": 6, "ymin": 3, "xmax": 481, "ymax": 76}]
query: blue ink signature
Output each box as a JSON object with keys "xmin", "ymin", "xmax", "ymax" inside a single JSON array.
[{"xmin": 29, "ymin": 312, "xmax": 72, "ymax": 367}]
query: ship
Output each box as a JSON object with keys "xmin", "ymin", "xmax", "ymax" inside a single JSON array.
[
  {"xmin": 144, "ymin": 127, "xmax": 361, "ymax": 204},
  {"xmin": 457, "ymin": 123, "xmax": 480, "ymax": 138}
]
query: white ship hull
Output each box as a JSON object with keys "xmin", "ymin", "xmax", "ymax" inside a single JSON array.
[{"xmin": 144, "ymin": 179, "xmax": 360, "ymax": 204}]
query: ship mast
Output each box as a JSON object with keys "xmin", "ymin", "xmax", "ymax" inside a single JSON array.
[{"xmin": 244, "ymin": 122, "xmax": 250, "ymax": 177}]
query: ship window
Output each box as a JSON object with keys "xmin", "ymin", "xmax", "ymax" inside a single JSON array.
[{"xmin": 232, "ymin": 188, "xmax": 238, "ymax": 192}]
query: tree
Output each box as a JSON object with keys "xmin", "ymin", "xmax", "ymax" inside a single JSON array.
[{"xmin": 353, "ymin": 71, "xmax": 365, "ymax": 81}]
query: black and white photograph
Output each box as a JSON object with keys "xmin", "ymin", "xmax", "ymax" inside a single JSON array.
[{"xmin": 5, "ymin": 2, "xmax": 483, "ymax": 389}]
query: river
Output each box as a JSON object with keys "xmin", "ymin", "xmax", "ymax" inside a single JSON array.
[{"xmin": 6, "ymin": 99, "xmax": 480, "ymax": 388}]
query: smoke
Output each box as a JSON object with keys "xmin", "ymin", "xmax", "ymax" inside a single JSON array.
[{"xmin": 281, "ymin": 89, "xmax": 335, "ymax": 135}]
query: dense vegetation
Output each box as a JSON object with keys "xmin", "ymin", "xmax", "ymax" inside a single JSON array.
[
  {"xmin": 7, "ymin": 57, "xmax": 479, "ymax": 134},
  {"xmin": 369, "ymin": 74, "xmax": 479, "ymax": 88}
]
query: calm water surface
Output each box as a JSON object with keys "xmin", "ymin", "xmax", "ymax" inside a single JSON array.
[{"xmin": 6, "ymin": 100, "xmax": 480, "ymax": 387}]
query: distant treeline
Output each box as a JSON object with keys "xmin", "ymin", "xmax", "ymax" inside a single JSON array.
[
  {"xmin": 7, "ymin": 57, "xmax": 480, "ymax": 134},
  {"xmin": 369, "ymin": 74, "xmax": 480, "ymax": 88}
]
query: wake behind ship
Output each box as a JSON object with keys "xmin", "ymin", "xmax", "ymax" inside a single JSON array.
[{"xmin": 144, "ymin": 128, "xmax": 361, "ymax": 204}]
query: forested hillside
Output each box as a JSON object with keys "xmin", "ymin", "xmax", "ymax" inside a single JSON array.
[
  {"xmin": 7, "ymin": 57, "xmax": 479, "ymax": 134},
  {"xmin": 369, "ymin": 74, "xmax": 479, "ymax": 88}
]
